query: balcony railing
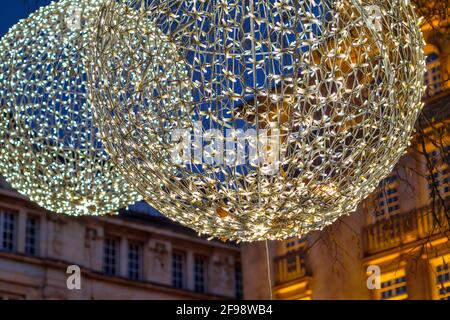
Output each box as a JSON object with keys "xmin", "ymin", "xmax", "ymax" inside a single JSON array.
[
  {"xmin": 273, "ymin": 249, "xmax": 308, "ymax": 285},
  {"xmin": 363, "ymin": 203, "xmax": 450, "ymax": 256}
]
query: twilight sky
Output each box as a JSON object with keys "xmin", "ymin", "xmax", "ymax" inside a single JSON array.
[{"xmin": 0, "ymin": 0, "xmax": 52, "ymax": 37}]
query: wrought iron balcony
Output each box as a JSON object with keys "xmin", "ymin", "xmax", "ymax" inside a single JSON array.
[
  {"xmin": 363, "ymin": 202, "xmax": 450, "ymax": 256},
  {"xmin": 273, "ymin": 249, "xmax": 308, "ymax": 285}
]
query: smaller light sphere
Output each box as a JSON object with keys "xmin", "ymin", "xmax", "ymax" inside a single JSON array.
[{"xmin": 0, "ymin": 0, "xmax": 141, "ymax": 215}]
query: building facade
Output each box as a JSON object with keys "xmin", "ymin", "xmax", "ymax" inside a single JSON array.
[
  {"xmin": 0, "ymin": 183, "xmax": 242, "ymax": 300},
  {"xmin": 242, "ymin": 8, "xmax": 450, "ymax": 300}
]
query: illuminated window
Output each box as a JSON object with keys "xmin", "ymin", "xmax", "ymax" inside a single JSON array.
[
  {"xmin": 25, "ymin": 216, "xmax": 39, "ymax": 256},
  {"xmin": 103, "ymin": 237, "xmax": 119, "ymax": 276},
  {"xmin": 436, "ymin": 262, "xmax": 450, "ymax": 300},
  {"xmin": 424, "ymin": 45, "xmax": 442, "ymax": 97},
  {"xmin": 285, "ymin": 237, "xmax": 307, "ymax": 253},
  {"xmin": 427, "ymin": 146, "xmax": 450, "ymax": 199},
  {"xmin": 381, "ymin": 276, "xmax": 407, "ymax": 300},
  {"xmin": 0, "ymin": 210, "xmax": 16, "ymax": 252},
  {"xmin": 374, "ymin": 175, "xmax": 400, "ymax": 218},
  {"xmin": 376, "ymin": 269, "xmax": 408, "ymax": 300},
  {"xmin": 128, "ymin": 241, "xmax": 142, "ymax": 280},
  {"xmin": 194, "ymin": 256, "xmax": 207, "ymax": 293},
  {"xmin": 283, "ymin": 238, "xmax": 307, "ymax": 277},
  {"xmin": 172, "ymin": 251, "xmax": 186, "ymax": 289}
]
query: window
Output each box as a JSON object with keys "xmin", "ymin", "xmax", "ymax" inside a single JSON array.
[
  {"xmin": 388, "ymin": 205, "xmax": 400, "ymax": 213},
  {"xmin": 380, "ymin": 275, "xmax": 407, "ymax": 300},
  {"xmin": 376, "ymin": 269, "xmax": 408, "ymax": 300},
  {"xmin": 0, "ymin": 210, "xmax": 17, "ymax": 252},
  {"xmin": 172, "ymin": 251, "xmax": 186, "ymax": 289},
  {"xmin": 103, "ymin": 237, "xmax": 119, "ymax": 276},
  {"xmin": 374, "ymin": 176, "xmax": 400, "ymax": 218},
  {"xmin": 126, "ymin": 200, "xmax": 162, "ymax": 216},
  {"xmin": 25, "ymin": 216, "xmax": 39, "ymax": 256},
  {"xmin": 386, "ymin": 188, "xmax": 397, "ymax": 195},
  {"xmin": 235, "ymin": 263, "xmax": 243, "ymax": 300},
  {"xmin": 128, "ymin": 242, "xmax": 142, "ymax": 280},
  {"xmin": 285, "ymin": 237, "xmax": 306, "ymax": 253},
  {"xmin": 387, "ymin": 196, "xmax": 398, "ymax": 204},
  {"xmin": 194, "ymin": 256, "xmax": 207, "ymax": 293},
  {"xmin": 427, "ymin": 147, "xmax": 450, "ymax": 199},
  {"xmin": 283, "ymin": 238, "xmax": 307, "ymax": 277},
  {"xmin": 424, "ymin": 46, "xmax": 442, "ymax": 97},
  {"xmin": 286, "ymin": 239, "xmax": 296, "ymax": 250},
  {"xmin": 436, "ymin": 262, "xmax": 450, "ymax": 300}
]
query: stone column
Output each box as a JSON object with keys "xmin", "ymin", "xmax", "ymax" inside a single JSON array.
[
  {"xmin": 39, "ymin": 214, "xmax": 47, "ymax": 257},
  {"xmin": 120, "ymin": 237, "xmax": 128, "ymax": 278},
  {"xmin": 406, "ymin": 257, "xmax": 433, "ymax": 300},
  {"xmin": 16, "ymin": 209, "xmax": 27, "ymax": 253},
  {"xmin": 186, "ymin": 250, "xmax": 194, "ymax": 290}
]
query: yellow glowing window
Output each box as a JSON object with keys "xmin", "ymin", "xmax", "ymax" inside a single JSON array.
[
  {"xmin": 427, "ymin": 145, "xmax": 450, "ymax": 199},
  {"xmin": 424, "ymin": 44, "xmax": 442, "ymax": 97},
  {"xmin": 436, "ymin": 263, "xmax": 450, "ymax": 300},
  {"xmin": 378, "ymin": 269, "xmax": 408, "ymax": 300},
  {"xmin": 282, "ymin": 238, "xmax": 307, "ymax": 275},
  {"xmin": 431, "ymin": 255, "xmax": 450, "ymax": 300},
  {"xmin": 374, "ymin": 175, "xmax": 401, "ymax": 219},
  {"xmin": 284, "ymin": 237, "xmax": 307, "ymax": 253}
]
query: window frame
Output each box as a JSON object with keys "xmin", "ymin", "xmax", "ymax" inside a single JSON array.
[
  {"xmin": 103, "ymin": 236, "xmax": 120, "ymax": 276},
  {"xmin": 25, "ymin": 214, "xmax": 40, "ymax": 256},
  {"xmin": 193, "ymin": 255, "xmax": 208, "ymax": 293},
  {"xmin": 127, "ymin": 241, "xmax": 143, "ymax": 281},
  {"xmin": 171, "ymin": 250, "xmax": 187, "ymax": 289},
  {"xmin": 0, "ymin": 209, "xmax": 17, "ymax": 252}
]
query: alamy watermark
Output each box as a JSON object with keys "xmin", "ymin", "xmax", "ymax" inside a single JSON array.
[
  {"xmin": 66, "ymin": 265, "xmax": 82, "ymax": 290},
  {"xmin": 66, "ymin": 6, "xmax": 82, "ymax": 31},
  {"xmin": 170, "ymin": 122, "xmax": 281, "ymax": 175},
  {"xmin": 367, "ymin": 265, "xmax": 381, "ymax": 290}
]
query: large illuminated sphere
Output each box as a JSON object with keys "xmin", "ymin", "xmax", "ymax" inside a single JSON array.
[
  {"xmin": 0, "ymin": 0, "xmax": 140, "ymax": 215},
  {"xmin": 88, "ymin": 0, "xmax": 425, "ymax": 240}
]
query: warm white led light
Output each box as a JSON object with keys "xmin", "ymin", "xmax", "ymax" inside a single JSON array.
[
  {"xmin": 87, "ymin": 0, "xmax": 426, "ymax": 241},
  {"xmin": 0, "ymin": 0, "xmax": 141, "ymax": 216}
]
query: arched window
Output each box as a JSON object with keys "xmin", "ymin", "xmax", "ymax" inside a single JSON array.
[{"xmin": 424, "ymin": 44, "xmax": 442, "ymax": 97}]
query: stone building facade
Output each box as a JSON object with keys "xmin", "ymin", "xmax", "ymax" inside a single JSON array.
[{"xmin": 0, "ymin": 184, "xmax": 242, "ymax": 300}]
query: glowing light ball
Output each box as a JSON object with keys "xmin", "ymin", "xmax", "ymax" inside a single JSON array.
[
  {"xmin": 0, "ymin": 0, "xmax": 140, "ymax": 215},
  {"xmin": 88, "ymin": 0, "xmax": 425, "ymax": 240}
]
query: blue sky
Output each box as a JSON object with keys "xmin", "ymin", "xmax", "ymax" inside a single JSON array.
[{"xmin": 0, "ymin": 0, "xmax": 51, "ymax": 36}]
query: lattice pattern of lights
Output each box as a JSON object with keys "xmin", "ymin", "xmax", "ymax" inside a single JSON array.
[
  {"xmin": 87, "ymin": 0, "xmax": 426, "ymax": 241},
  {"xmin": 0, "ymin": 0, "xmax": 140, "ymax": 216}
]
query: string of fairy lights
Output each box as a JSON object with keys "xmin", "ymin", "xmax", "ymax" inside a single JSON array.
[
  {"xmin": 0, "ymin": 0, "xmax": 425, "ymax": 241},
  {"xmin": 0, "ymin": 0, "xmax": 141, "ymax": 216}
]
